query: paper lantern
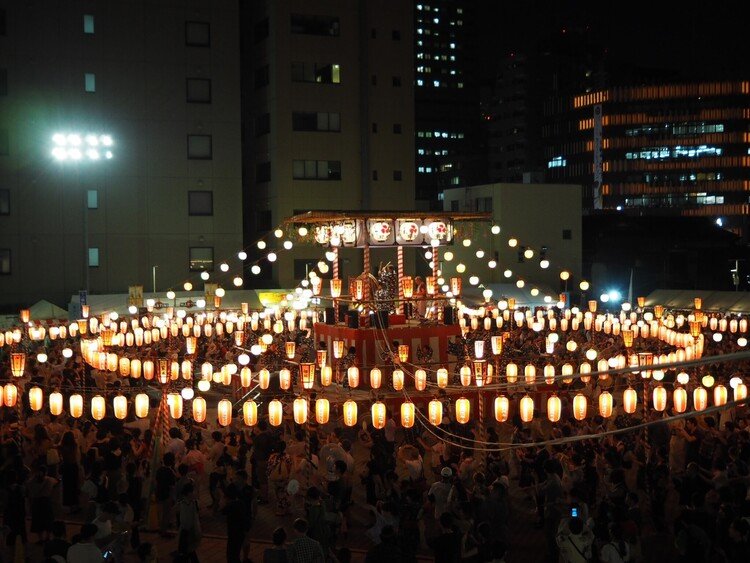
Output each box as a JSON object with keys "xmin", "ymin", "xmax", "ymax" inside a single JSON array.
[
  {"xmin": 347, "ymin": 366, "xmax": 360, "ymax": 388},
  {"xmin": 544, "ymin": 364, "xmax": 556, "ymax": 385},
  {"xmin": 242, "ymin": 400, "xmax": 258, "ymax": 426},
  {"xmin": 296, "ymin": 363, "xmax": 313, "ymax": 390},
  {"xmin": 491, "ymin": 335, "xmax": 503, "ymax": 355},
  {"xmin": 20, "ymin": 308, "xmax": 30, "ymax": 323},
  {"xmin": 130, "ymin": 359, "xmax": 142, "ymax": 379},
  {"xmin": 524, "ymin": 364, "xmax": 536, "ymax": 385},
  {"xmin": 343, "ymin": 400, "xmax": 358, "ymax": 426},
  {"xmin": 436, "ymin": 368, "xmax": 449, "ymax": 388},
  {"xmin": 392, "ymin": 369, "xmax": 404, "ymax": 390},
  {"xmin": 402, "ymin": 277, "xmax": 414, "ymax": 299},
  {"xmin": 293, "ymin": 398, "xmax": 308, "ymax": 425},
  {"xmin": 506, "ymin": 363, "xmax": 518, "ymax": 383},
  {"xmin": 494, "ymin": 395, "xmax": 510, "ymax": 422},
  {"xmin": 414, "ymin": 368, "xmax": 427, "ymax": 391},
  {"xmin": 29, "ymin": 386, "xmax": 43, "ymax": 411},
  {"xmin": 168, "ymin": 393, "xmax": 183, "ymax": 419},
  {"xmin": 68, "ymin": 393, "xmax": 83, "ymax": 418},
  {"xmin": 333, "ymin": 339, "xmax": 345, "ymax": 359},
  {"xmin": 220, "ymin": 365, "xmax": 232, "ymax": 386},
  {"xmin": 185, "ymin": 336, "xmax": 197, "ymax": 355},
  {"xmin": 547, "ymin": 395, "xmax": 561, "ymax": 422},
  {"xmin": 135, "ymin": 393, "xmax": 149, "ymax": 418},
  {"xmin": 428, "ymin": 399, "xmax": 443, "ymax": 425},
  {"xmin": 240, "ymin": 367, "xmax": 252, "ymax": 387},
  {"xmin": 193, "ymin": 397, "xmax": 207, "ymax": 423},
  {"xmin": 460, "ymin": 364, "xmax": 472, "ymax": 386},
  {"xmin": 351, "ymin": 279, "xmax": 365, "ymax": 301},
  {"xmin": 450, "ymin": 277, "xmax": 462, "ymax": 296},
  {"xmin": 673, "ymin": 388, "xmax": 687, "ymax": 413},
  {"xmin": 652, "ymin": 386, "xmax": 667, "ymax": 412},
  {"xmin": 622, "ymin": 329, "xmax": 634, "ymax": 348},
  {"xmin": 91, "ymin": 395, "xmax": 105, "ymax": 420},
  {"xmin": 714, "ymin": 384, "xmax": 728, "ymax": 407},
  {"xmin": 10, "ymin": 352, "xmax": 25, "ymax": 377},
  {"xmin": 573, "ymin": 394, "xmax": 588, "ymax": 420},
  {"xmin": 49, "ymin": 391, "xmax": 63, "ymax": 416},
  {"xmin": 258, "ymin": 368, "xmax": 270, "ymax": 390},
  {"xmin": 279, "ymin": 368, "xmax": 291, "ymax": 390},
  {"xmin": 315, "ymin": 398, "xmax": 330, "ymax": 424},
  {"xmin": 474, "ymin": 340, "xmax": 484, "ymax": 359},
  {"xmin": 599, "ymin": 391, "xmax": 613, "ymax": 418},
  {"xmin": 369, "ymin": 368, "xmax": 382, "ymax": 389},
  {"xmin": 320, "ymin": 365, "xmax": 333, "ymax": 386},
  {"xmin": 520, "ymin": 395, "xmax": 534, "ymax": 422},
  {"xmin": 371, "ymin": 401, "xmax": 386, "ymax": 429},
  {"xmin": 285, "ymin": 341, "xmax": 296, "ymax": 359},
  {"xmin": 455, "ymin": 397, "xmax": 470, "ymax": 424},
  {"xmin": 3, "ymin": 383, "xmax": 17, "ymax": 407},
  {"xmin": 316, "ymin": 350, "xmax": 327, "ymax": 369},
  {"xmin": 693, "ymin": 386, "xmax": 708, "ymax": 411},
  {"xmin": 143, "ymin": 360, "xmax": 154, "ymax": 380},
  {"xmin": 217, "ymin": 399, "xmax": 232, "ymax": 427},
  {"xmin": 734, "ymin": 383, "xmax": 747, "ymax": 403},
  {"xmin": 401, "ymin": 401, "xmax": 415, "ymax": 428},
  {"xmin": 330, "ymin": 278, "xmax": 343, "ymax": 298},
  {"xmin": 398, "ymin": 345, "xmax": 409, "ymax": 362},
  {"xmin": 268, "ymin": 399, "xmax": 283, "ymax": 426},
  {"xmin": 201, "ymin": 362, "xmax": 213, "ymax": 381},
  {"xmin": 426, "ymin": 276, "xmax": 437, "ymax": 295},
  {"xmin": 113, "ymin": 395, "xmax": 128, "ymax": 420}
]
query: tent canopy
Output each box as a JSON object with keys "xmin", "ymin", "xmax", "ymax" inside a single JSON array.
[{"xmin": 646, "ymin": 289, "xmax": 750, "ymax": 313}]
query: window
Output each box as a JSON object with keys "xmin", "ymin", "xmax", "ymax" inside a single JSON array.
[
  {"xmin": 562, "ymin": 229, "xmax": 572, "ymax": 240},
  {"xmin": 83, "ymin": 14, "xmax": 95, "ymax": 34},
  {"xmin": 87, "ymin": 190, "xmax": 98, "ymax": 209},
  {"xmin": 255, "ymin": 113, "xmax": 270, "ymax": 136},
  {"xmin": 254, "ymin": 65, "xmax": 269, "ymax": 89},
  {"xmin": 392, "ymin": 76, "xmax": 402, "ymax": 87},
  {"xmin": 0, "ymin": 189, "xmax": 9, "ymax": 214},
  {"xmin": 186, "ymin": 78, "xmax": 211, "ymax": 103},
  {"xmin": 292, "ymin": 112, "xmax": 341, "ymax": 132},
  {"xmin": 393, "ymin": 170, "xmax": 403, "ymax": 181},
  {"xmin": 292, "ymin": 160, "xmax": 341, "ymax": 180},
  {"xmin": 185, "ymin": 21, "xmax": 210, "ymax": 46},
  {"xmin": 0, "ymin": 9, "xmax": 5, "ymax": 36},
  {"xmin": 290, "ymin": 14, "xmax": 340, "ymax": 36},
  {"xmin": 187, "ymin": 135, "xmax": 212, "ymax": 159},
  {"xmin": 256, "ymin": 210, "xmax": 272, "ymax": 232},
  {"xmin": 254, "ymin": 18, "xmax": 269, "ymax": 42},
  {"xmin": 372, "ymin": 123, "xmax": 378, "ymax": 133},
  {"xmin": 372, "ymin": 170, "xmax": 378, "ymax": 181},
  {"xmin": 189, "ymin": 247, "xmax": 214, "ymax": 271},
  {"xmin": 256, "ymin": 161, "xmax": 271, "ymax": 183},
  {"xmin": 188, "ymin": 191, "xmax": 213, "ymax": 215},
  {"xmin": 393, "ymin": 123, "xmax": 402, "ymax": 134},
  {"xmin": 291, "ymin": 62, "xmax": 341, "ymax": 84},
  {"xmin": 392, "ymin": 30, "xmax": 401, "ymax": 40},
  {"xmin": 84, "ymin": 73, "xmax": 96, "ymax": 92},
  {"xmin": 88, "ymin": 247, "xmax": 99, "ymax": 268},
  {"xmin": 0, "ymin": 249, "xmax": 9, "ymax": 274}
]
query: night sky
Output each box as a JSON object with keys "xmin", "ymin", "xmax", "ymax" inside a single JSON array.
[{"xmin": 478, "ymin": 0, "xmax": 749, "ymax": 79}]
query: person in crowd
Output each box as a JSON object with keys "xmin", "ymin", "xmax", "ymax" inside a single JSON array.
[{"xmin": 287, "ymin": 518, "xmax": 326, "ymax": 563}]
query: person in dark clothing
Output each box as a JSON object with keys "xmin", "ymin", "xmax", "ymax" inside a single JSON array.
[
  {"xmin": 223, "ymin": 485, "xmax": 249, "ymax": 563},
  {"xmin": 155, "ymin": 452, "xmax": 177, "ymax": 536},
  {"xmin": 43, "ymin": 521, "xmax": 71, "ymax": 559},
  {"xmin": 366, "ymin": 525, "xmax": 404, "ymax": 563},
  {"xmin": 429, "ymin": 512, "xmax": 461, "ymax": 563}
]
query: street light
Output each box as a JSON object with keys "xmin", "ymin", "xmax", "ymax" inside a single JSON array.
[{"xmin": 50, "ymin": 131, "xmax": 115, "ymax": 297}]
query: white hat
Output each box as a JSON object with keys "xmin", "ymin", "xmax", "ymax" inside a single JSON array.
[{"xmin": 440, "ymin": 467, "xmax": 453, "ymax": 478}]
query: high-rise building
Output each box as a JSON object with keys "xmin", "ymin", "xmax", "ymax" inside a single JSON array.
[
  {"xmin": 414, "ymin": 1, "xmax": 484, "ymax": 209},
  {"xmin": 543, "ymin": 81, "xmax": 750, "ymax": 235},
  {"xmin": 0, "ymin": 1, "xmax": 243, "ymax": 310},
  {"xmin": 241, "ymin": 0, "xmax": 415, "ymax": 288}
]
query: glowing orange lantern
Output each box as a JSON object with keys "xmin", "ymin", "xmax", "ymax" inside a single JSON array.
[
  {"xmin": 217, "ymin": 399, "xmax": 232, "ymax": 426},
  {"xmin": 10, "ymin": 353, "xmax": 25, "ymax": 377},
  {"xmin": 437, "ymin": 368, "xmax": 449, "ymax": 388},
  {"xmin": 347, "ymin": 366, "xmax": 360, "ymax": 388},
  {"xmin": 293, "ymin": 398, "xmax": 308, "ymax": 424},
  {"xmin": 494, "ymin": 395, "xmax": 510, "ymax": 422},
  {"xmin": 29, "ymin": 386, "xmax": 43, "ymax": 411},
  {"xmin": 330, "ymin": 278, "xmax": 342, "ymax": 298},
  {"xmin": 401, "ymin": 401, "xmax": 415, "ymax": 428},
  {"xmin": 49, "ymin": 391, "xmax": 63, "ymax": 416},
  {"xmin": 547, "ymin": 395, "xmax": 561, "ymax": 422},
  {"xmin": 673, "ymin": 388, "xmax": 687, "ymax": 413},
  {"xmin": 91, "ymin": 395, "xmax": 106, "ymax": 420},
  {"xmin": 320, "ymin": 365, "xmax": 333, "ymax": 386},
  {"xmin": 316, "ymin": 350, "xmax": 327, "ymax": 368},
  {"xmin": 652, "ymin": 386, "xmax": 667, "ymax": 411},
  {"xmin": 402, "ymin": 277, "xmax": 414, "ymax": 299},
  {"xmin": 193, "ymin": 397, "xmax": 207, "ymax": 423},
  {"xmin": 455, "ymin": 397, "xmax": 470, "ymax": 424},
  {"xmin": 506, "ymin": 363, "xmax": 518, "ymax": 383},
  {"xmin": 68, "ymin": 393, "xmax": 83, "ymax": 418},
  {"xmin": 135, "ymin": 393, "xmax": 149, "ymax": 418},
  {"xmin": 599, "ymin": 391, "xmax": 613, "ymax": 418},
  {"xmin": 333, "ymin": 340, "xmax": 345, "ymax": 359},
  {"xmin": 316, "ymin": 398, "xmax": 330, "ymax": 424},
  {"xmin": 425, "ymin": 276, "xmax": 437, "ymax": 295},
  {"xmin": 242, "ymin": 400, "xmax": 257, "ymax": 426},
  {"xmin": 414, "ymin": 368, "xmax": 427, "ymax": 391},
  {"xmin": 279, "ymin": 368, "xmax": 291, "ymax": 390},
  {"xmin": 369, "ymin": 367, "xmax": 382, "ymax": 389},
  {"xmin": 113, "ymin": 395, "xmax": 128, "ymax": 420},
  {"xmin": 371, "ymin": 401, "xmax": 386, "ymax": 429},
  {"xmin": 450, "ymin": 277, "xmax": 462, "ymax": 296},
  {"xmin": 398, "ymin": 345, "xmax": 409, "ymax": 362},
  {"xmin": 714, "ymin": 384, "xmax": 728, "ymax": 407},
  {"xmin": 573, "ymin": 394, "xmax": 587, "ymax": 420},
  {"xmin": 693, "ymin": 386, "xmax": 708, "ymax": 411},
  {"xmin": 343, "ymin": 400, "xmax": 358, "ymax": 426},
  {"xmin": 258, "ymin": 368, "xmax": 270, "ymax": 389},
  {"xmin": 392, "ymin": 369, "xmax": 404, "ymax": 390},
  {"xmin": 520, "ymin": 395, "xmax": 534, "ymax": 422},
  {"xmin": 428, "ymin": 399, "xmax": 443, "ymax": 425}
]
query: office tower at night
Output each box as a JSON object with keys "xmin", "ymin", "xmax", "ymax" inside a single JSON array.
[
  {"xmin": 241, "ymin": 0, "xmax": 415, "ymax": 288},
  {"xmin": 414, "ymin": 1, "xmax": 483, "ymax": 209},
  {"xmin": 543, "ymin": 81, "xmax": 750, "ymax": 235},
  {"xmin": 0, "ymin": 2, "xmax": 243, "ymax": 309}
]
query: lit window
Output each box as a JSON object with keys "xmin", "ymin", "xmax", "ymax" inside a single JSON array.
[
  {"xmin": 547, "ymin": 156, "xmax": 567, "ymax": 168},
  {"xmin": 190, "ymin": 247, "xmax": 214, "ymax": 271},
  {"xmin": 450, "ymin": 43, "xmax": 456, "ymax": 49},
  {"xmin": 433, "ymin": 80, "xmax": 440, "ymax": 87},
  {"xmin": 417, "ymin": 79, "xmax": 424, "ymax": 86},
  {"xmin": 88, "ymin": 248, "xmax": 99, "ymax": 268},
  {"xmin": 83, "ymin": 14, "xmax": 95, "ymax": 34},
  {"xmin": 84, "ymin": 73, "xmax": 96, "ymax": 92}
]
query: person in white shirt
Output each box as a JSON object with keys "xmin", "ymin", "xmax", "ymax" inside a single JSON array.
[
  {"xmin": 428, "ymin": 467, "xmax": 454, "ymax": 519},
  {"xmin": 556, "ymin": 516, "xmax": 594, "ymax": 563},
  {"xmin": 67, "ymin": 523, "xmax": 103, "ymax": 563}
]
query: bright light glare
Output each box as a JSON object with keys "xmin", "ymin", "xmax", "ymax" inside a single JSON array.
[
  {"xmin": 51, "ymin": 132, "xmax": 114, "ymax": 161},
  {"xmin": 607, "ymin": 290, "xmax": 621, "ymax": 302}
]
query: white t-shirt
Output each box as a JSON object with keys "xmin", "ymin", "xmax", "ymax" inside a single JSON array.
[
  {"xmin": 67, "ymin": 542, "xmax": 103, "ymax": 563},
  {"xmin": 600, "ymin": 541, "xmax": 630, "ymax": 563}
]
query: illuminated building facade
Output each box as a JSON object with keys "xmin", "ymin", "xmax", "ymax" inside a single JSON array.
[{"xmin": 543, "ymin": 81, "xmax": 750, "ymax": 235}]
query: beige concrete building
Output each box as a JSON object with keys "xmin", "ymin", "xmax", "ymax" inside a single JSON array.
[
  {"xmin": 0, "ymin": 1, "xmax": 243, "ymax": 310},
  {"xmin": 442, "ymin": 183, "xmax": 583, "ymax": 292},
  {"xmin": 243, "ymin": 0, "xmax": 415, "ymax": 288}
]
